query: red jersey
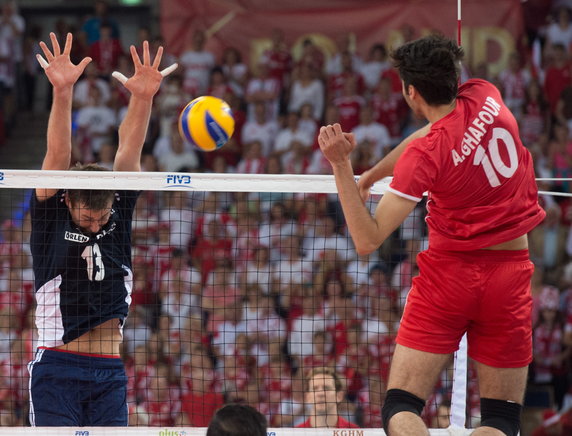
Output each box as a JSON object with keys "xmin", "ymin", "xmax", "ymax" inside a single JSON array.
[
  {"xmin": 296, "ymin": 416, "xmax": 359, "ymax": 428},
  {"xmin": 389, "ymin": 79, "xmax": 545, "ymax": 250}
]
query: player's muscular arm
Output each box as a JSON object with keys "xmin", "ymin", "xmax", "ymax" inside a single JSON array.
[
  {"xmin": 36, "ymin": 32, "xmax": 91, "ymax": 201},
  {"xmin": 112, "ymin": 42, "xmax": 177, "ymax": 172},
  {"xmin": 319, "ymin": 124, "xmax": 417, "ymax": 255}
]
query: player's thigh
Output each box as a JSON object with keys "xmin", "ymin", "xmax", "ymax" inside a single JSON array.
[
  {"xmin": 475, "ymin": 360, "xmax": 528, "ymax": 403},
  {"xmin": 29, "ymin": 364, "xmax": 83, "ymax": 426},
  {"xmin": 87, "ymin": 367, "xmax": 129, "ymax": 426},
  {"xmin": 387, "ymin": 344, "xmax": 453, "ymax": 400}
]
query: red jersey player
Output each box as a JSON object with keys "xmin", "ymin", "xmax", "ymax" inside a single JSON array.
[{"xmin": 318, "ymin": 35, "xmax": 545, "ymax": 436}]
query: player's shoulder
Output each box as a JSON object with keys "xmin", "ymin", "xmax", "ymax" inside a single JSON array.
[{"xmin": 459, "ymin": 78, "xmax": 500, "ymax": 98}]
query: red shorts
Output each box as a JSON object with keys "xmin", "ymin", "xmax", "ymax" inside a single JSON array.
[{"xmin": 397, "ymin": 248, "xmax": 534, "ymax": 368}]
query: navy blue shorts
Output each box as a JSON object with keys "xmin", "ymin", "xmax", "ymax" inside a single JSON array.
[{"xmin": 28, "ymin": 348, "xmax": 128, "ymax": 426}]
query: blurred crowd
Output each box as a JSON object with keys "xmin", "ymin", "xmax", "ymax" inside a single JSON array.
[{"xmin": 1, "ymin": 0, "xmax": 572, "ymax": 434}]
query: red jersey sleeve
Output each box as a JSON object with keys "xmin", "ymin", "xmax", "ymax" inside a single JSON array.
[{"xmin": 388, "ymin": 134, "xmax": 440, "ymax": 202}]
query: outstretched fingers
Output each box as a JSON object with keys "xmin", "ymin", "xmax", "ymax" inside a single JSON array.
[
  {"xmin": 142, "ymin": 40, "xmax": 150, "ymax": 66},
  {"xmin": 152, "ymin": 46, "xmax": 164, "ymax": 69},
  {"xmin": 130, "ymin": 45, "xmax": 143, "ymax": 69},
  {"xmin": 38, "ymin": 41, "xmax": 54, "ymax": 63},
  {"xmin": 49, "ymin": 32, "xmax": 61, "ymax": 57},
  {"xmin": 36, "ymin": 54, "xmax": 49, "ymax": 69},
  {"xmin": 160, "ymin": 63, "xmax": 178, "ymax": 77},
  {"xmin": 112, "ymin": 71, "xmax": 129, "ymax": 85},
  {"xmin": 63, "ymin": 32, "xmax": 73, "ymax": 56}
]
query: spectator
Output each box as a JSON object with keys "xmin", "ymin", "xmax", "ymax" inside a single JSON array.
[
  {"xmin": 207, "ymin": 66, "xmax": 233, "ymax": 100},
  {"xmin": 352, "ymin": 105, "xmax": 392, "ymax": 161},
  {"xmin": 180, "ymin": 29, "xmax": 215, "ymax": 97},
  {"xmin": 245, "ymin": 60, "xmax": 280, "ymax": 121},
  {"xmin": 236, "ymin": 140, "xmax": 266, "ymax": 174},
  {"xmin": 261, "ymin": 28, "xmax": 292, "ymax": 90},
  {"xmin": 546, "ymin": 7, "xmax": 572, "ymax": 55},
  {"xmin": 360, "ymin": 43, "xmax": 391, "ymax": 93},
  {"xmin": 497, "ymin": 51, "xmax": 531, "ymax": 120},
  {"xmin": 532, "ymin": 285, "xmax": 570, "ymax": 409},
  {"xmin": 88, "ymin": 22, "xmax": 124, "ymax": 78},
  {"xmin": 73, "ymin": 62, "xmax": 111, "ymax": 108},
  {"xmin": 543, "ymin": 43, "xmax": 572, "ymax": 114},
  {"xmin": 521, "ymin": 80, "xmax": 549, "ymax": 147},
  {"xmin": 156, "ymin": 123, "xmax": 199, "ymax": 172},
  {"xmin": 273, "ymin": 111, "xmax": 313, "ymax": 162},
  {"xmin": 288, "ymin": 64, "xmax": 324, "ymax": 121},
  {"xmin": 296, "ymin": 367, "xmax": 359, "ymax": 428},
  {"xmin": 221, "ymin": 47, "xmax": 248, "ymax": 97},
  {"xmin": 75, "ymin": 85, "xmax": 116, "ymax": 162},
  {"xmin": 81, "ymin": 0, "xmax": 120, "ymax": 46},
  {"xmin": 180, "ymin": 367, "xmax": 225, "ymax": 427},
  {"xmin": 326, "ymin": 33, "xmax": 362, "ymax": 76},
  {"xmin": 241, "ymin": 101, "xmax": 279, "ymax": 156},
  {"xmin": 328, "ymin": 51, "xmax": 365, "ymax": 102},
  {"xmin": 333, "ymin": 77, "xmax": 365, "ymax": 132},
  {"xmin": 531, "ymin": 409, "xmax": 567, "ymax": 436}
]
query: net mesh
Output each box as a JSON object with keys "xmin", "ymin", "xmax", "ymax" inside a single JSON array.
[{"xmin": 0, "ymin": 170, "xmax": 546, "ymax": 433}]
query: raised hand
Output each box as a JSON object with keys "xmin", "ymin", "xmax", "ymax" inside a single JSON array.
[
  {"xmin": 112, "ymin": 41, "xmax": 177, "ymax": 100},
  {"xmin": 317, "ymin": 123, "xmax": 357, "ymax": 166},
  {"xmin": 37, "ymin": 32, "xmax": 92, "ymax": 90}
]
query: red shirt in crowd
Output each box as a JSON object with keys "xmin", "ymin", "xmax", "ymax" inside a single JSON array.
[{"xmin": 296, "ymin": 416, "xmax": 360, "ymax": 428}]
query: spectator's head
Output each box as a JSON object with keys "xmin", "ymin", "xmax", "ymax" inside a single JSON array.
[
  {"xmin": 304, "ymin": 367, "xmax": 344, "ymax": 420},
  {"xmin": 359, "ymin": 105, "xmax": 374, "ymax": 125},
  {"xmin": 206, "ymin": 404, "xmax": 267, "ymax": 436},
  {"xmin": 222, "ymin": 47, "xmax": 242, "ymax": 65},
  {"xmin": 369, "ymin": 43, "xmax": 388, "ymax": 62},
  {"xmin": 66, "ymin": 164, "xmax": 115, "ymax": 236},
  {"xmin": 94, "ymin": 0, "xmax": 109, "ymax": 17},
  {"xmin": 253, "ymin": 102, "xmax": 267, "ymax": 122},
  {"xmin": 192, "ymin": 29, "xmax": 206, "ymax": 51},
  {"xmin": 391, "ymin": 34, "xmax": 463, "ymax": 107},
  {"xmin": 99, "ymin": 22, "xmax": 113, "ymax": 41}
]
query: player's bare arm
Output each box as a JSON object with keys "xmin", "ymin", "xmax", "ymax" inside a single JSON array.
[
  {"xmin": 112, "ymin": 41, "xmax": 177, "ymax": 172},
  {"xmin": 36, "ymin": 32, "xmax": 91, "ymax": 200},
  {"xmin": 318, "ymin": 123, "xmax": 417, "ymax": 255},
  {"xmin": 357, "ymin": 123, "xmax": 431, "ymax": 202}
]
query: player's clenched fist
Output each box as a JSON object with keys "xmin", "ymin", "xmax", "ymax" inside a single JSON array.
[{"xmin": 317, "ymin": 123, "xmax": 357, "ymax": 166}]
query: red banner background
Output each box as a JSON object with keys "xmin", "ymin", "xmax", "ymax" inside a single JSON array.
[{"xmin": 161, "ymin": 0, "xmax": 524, "ymax": 76}]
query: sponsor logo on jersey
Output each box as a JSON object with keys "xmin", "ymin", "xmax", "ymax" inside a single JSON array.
[
  {"xmin": 65, "ymin": 231, "xmax": 89, "ymax": 243},
  {"xmin": 96, "ymin": 222, "xmax": 117, "ymax": 240},
  {"xmin": 74, "ymin": 431, "xmax": 90, "ymax": 436},
  {"xmin": 165, "ymin": 174, "xmax": 192, "ymax": 188}
]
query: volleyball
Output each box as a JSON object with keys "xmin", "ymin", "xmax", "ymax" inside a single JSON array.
[{"xmin": 178, "ymin": 96, "xmax": 235, "ymax": 151}]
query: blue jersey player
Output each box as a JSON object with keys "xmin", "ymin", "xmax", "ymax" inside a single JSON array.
[{"xmin": 27, "ymin": 32, "xmax": 177, "ymax": 426}]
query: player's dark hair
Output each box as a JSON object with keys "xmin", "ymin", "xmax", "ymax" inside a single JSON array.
[
  {"xmin": 206, "ymin": 404, "xmax": 267, "ymax": 436},
  {"xmin": 391, "ymin": 34, "xmax": 464, "ymax": 105},
  {"xmin": 67, "ymin": 163, "xmax": 115, "ymax": 210}
]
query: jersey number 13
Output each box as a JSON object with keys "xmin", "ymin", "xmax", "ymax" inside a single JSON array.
[{"xmin": 81, "ymin": 243, "xmax": 105, "ymax": 281}]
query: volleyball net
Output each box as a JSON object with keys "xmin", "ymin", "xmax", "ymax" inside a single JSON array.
[{"xmin": 0, "ymin": 169, "xmax": 514, "ymax": 433}]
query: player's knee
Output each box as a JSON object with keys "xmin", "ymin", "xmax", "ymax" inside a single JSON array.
[
  {"xmin": 381, "ymin": 388, "xmax": 425, "ymax": 432},
  {"xmin": 480, "ymin": 398, "xmax": 522, "ymax": 436}
]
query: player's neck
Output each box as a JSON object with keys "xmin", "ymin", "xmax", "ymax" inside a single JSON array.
[{"xmin": 423, "ymin": 100, "xmax": 456, "ymax": 123}]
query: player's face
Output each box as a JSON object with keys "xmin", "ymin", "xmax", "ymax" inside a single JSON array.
[
  {"xmin": 306, "ymin": 374, "xmax": 341, "ymax": 416},
  {"xmin": 68, "ymin": 202, "xmax": 113, "ymax": 235}
]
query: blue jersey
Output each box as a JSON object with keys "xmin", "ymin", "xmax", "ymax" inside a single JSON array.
[{"xmin": 30, "ymin": 190, "xmax": 139, "ymax": 347}]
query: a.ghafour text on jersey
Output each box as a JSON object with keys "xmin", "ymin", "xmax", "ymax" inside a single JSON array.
[{"xmin": 452, "ymin": 96, "xmax": 502, "ymax": 166}]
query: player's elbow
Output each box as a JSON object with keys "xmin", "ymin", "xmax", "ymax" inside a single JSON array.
[{"xmin": 354, "ymin": 240, "xmax": 381, "ymax": 256}]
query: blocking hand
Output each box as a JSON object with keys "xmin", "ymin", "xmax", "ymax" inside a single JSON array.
[
  {"xmin": 112, "ymin": 41, "xmax": 178, "ymax": 100},
  {"xmin": 37, "ymin": 32, "xmax": 92, "ymax": 90}
]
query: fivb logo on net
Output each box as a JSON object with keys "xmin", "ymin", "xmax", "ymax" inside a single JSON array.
[{"xmin": 165, "ymin": 174, "xmax": 192, "ymax": 188}]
